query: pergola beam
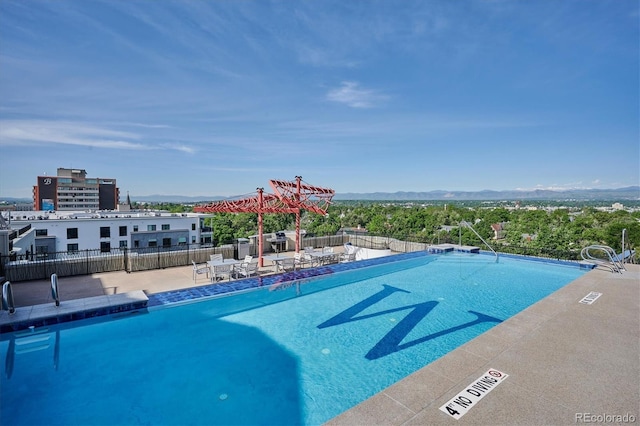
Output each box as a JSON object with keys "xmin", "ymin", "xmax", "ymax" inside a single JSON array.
[{"xmin": 194, "ymin": 176, "xmax": 334, "ymax": 267}]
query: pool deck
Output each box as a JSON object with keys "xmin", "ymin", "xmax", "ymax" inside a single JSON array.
[
  {"xmin": 329, "ymin": 263, "xmax": 640, "ymax": 426},
  {"xmin": 1, "ymin": 255, "xmax": 638, "ymax": 425}
]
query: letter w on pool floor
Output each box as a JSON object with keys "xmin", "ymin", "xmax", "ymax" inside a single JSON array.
[{"xmin": 317, "ymin": 284, "xmax": 503, "ymax": 360}]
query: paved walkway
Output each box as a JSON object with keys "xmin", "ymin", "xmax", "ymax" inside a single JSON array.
[
  {"xmin": 7, "ymin": 253, "xmax": 300, "ymax": 308},
  {"xmin": 2, "ymin": 256, "xmax": 638, "ymax": 425}
]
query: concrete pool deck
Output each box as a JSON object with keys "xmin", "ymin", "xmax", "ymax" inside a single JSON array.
[
  {"xmin": 2, "ymin": 257, "xmax": 638, "ymax": 425},
  {"xmin": 329, "ymin": 263, "xmax": 640, "ymax": 425}
]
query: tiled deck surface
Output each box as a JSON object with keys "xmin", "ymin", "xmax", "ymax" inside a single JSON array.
[{"xmin": 1, "ymin": 253, "xmax": 638, "ymax": 425}]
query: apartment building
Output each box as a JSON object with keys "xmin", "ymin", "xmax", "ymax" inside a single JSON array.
[
  {"xmin": 1, "ymin": 210, "xmax": 214, "ymax": 260},
  {"xmin": 33, "ymin": 168, "xmax": 119, "ymax": 211}
]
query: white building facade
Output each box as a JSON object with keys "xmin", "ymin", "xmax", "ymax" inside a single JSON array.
[{"xmin": 2, "ymin": 210, "xmax": 214, "ymax": 259}]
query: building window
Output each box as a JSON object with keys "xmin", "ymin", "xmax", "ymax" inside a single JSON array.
[
  {"xmin": 36, "ymin": 246, "xmax": 49, "ymax": 259},
  {"xmin": 192, "ymin": 223, "xmax": 196, "ymax": 231},
  {"xmin": 134, "ymin": 240, "xmax": 140, "ymax": 248},
  {"xmin": 162, "ymin": 224, "xmax": 170, "ymax": 230},
  {"xmin": 67, "ymin": 228, "xmax": 78, "ymax": 239},
  {"xmin": 192, "ymin": 236, "xmax": 196, "ymax": 243},
  {"xmin": 36, "ymin": 229, "xmax": 48, "ymax": 236},
  {"xmin": 67, "ymin": 243, "xmax": 79, "ymax": 253},
  {"xmin": 100, "ymin": 242, "xmax": 111, "ymax": 253},
  {"xmin": 100, "ymin": 226, "xmax": 110, "ymax": 238},
  {"xmin": 148, "ymin": 239, "xmax": 157, "ymax": 247},
  {"xmin": 119, "ymin": 240, "xmax": 128, "ymax": 248},
  {"xmin": 162, "ymin": 237, "xmax": 171, "ymax": 247},
  {"xmin": 133, "ymin": 225, "xmax": 139, "ymax": 232},
  {"xmin": 148, "ymin": 225, "xmax": 156, "ymax": 231},
  {"xmin": 178, "ymin": 237, "xmax": 187, "ymax": 246},
  {"xmin": 119, "ymin": 226, "xmax": 127, "ymax": 236}
]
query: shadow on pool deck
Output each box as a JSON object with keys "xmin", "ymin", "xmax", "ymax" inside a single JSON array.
[{"xmin": 3, "ymin": 260, "xmax": 639, "ymax": 425}]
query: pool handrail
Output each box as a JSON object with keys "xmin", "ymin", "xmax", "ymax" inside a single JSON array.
[
  {"xmin": 2, "ymin": 281, "xmax": 16, "ymax": 314},
  {"xmin": 459, "ymin": 221, "xmax": 499, "ymax": 262},
  {"xmin": 580, "ymin": 245, "xmax": 625, "ymax": 273},
  {"xmin": 51, "ymin": 273, "xmax": 60, "ymax": 307}
]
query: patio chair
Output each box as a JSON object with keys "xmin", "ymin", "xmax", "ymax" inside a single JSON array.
[
  {"xmin": 210, "ymin": 253, "xmax": 223, "ymax": 262},
  {"xmin": 211, "ymin": 263, "xmax": 233, "ymax": 282},
  {"xmin": 339, "ymin": 244, "xmax": 357, "ymax": 262},
  {"xmin": 339, "ymin": 252, "xmax": 356, "ymax": 263},
  {"xmin": 294, "ymin": 252, "xmax": 308, "ymax": 269},
  {"xmin": 192, "ymin": 260, "xmax": 209, "ymax": 282},
  {"xmin": 279, "ymin": 257, "xmax": 296, "ymax": 272},
  {"xmin": 233, "ymin": 261, "xmax": 259, "ymax": 279},
  {"xmin": 321, "ymin": 247, "xmax": 338, "ymax": 264}
]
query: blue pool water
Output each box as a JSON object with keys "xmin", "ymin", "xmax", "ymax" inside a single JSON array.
[{"xmin": 1, "ymin": 252, "xmax": 585, "ymax": 425}]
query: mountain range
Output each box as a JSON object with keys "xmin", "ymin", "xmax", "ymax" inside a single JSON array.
[
  {"xmin": 2, "ymin": 186, "xmax": 638, "ymax": 204},
  {"xmin": 332, "ymin": 186, "xmax": 640, "ymax": 201}
]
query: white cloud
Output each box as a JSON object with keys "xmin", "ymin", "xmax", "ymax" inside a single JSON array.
[
  {"xmin": 326, "ymin": 81, "xmax": 387, "ymax": 108},
  {"xmin": 161, "ymin": 142, "xmax": 195, "ymax": 154},
  {"xmin": 0, "ymin": 120, "xmax": 192, "ymax": 153}
]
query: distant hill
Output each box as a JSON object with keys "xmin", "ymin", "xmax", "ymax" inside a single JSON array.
[
  {"xmin": 2, "ymin": 186, "xmax": 638, "ymax": 204},
  {"xmin": 127, "ymin": 186, "xmax": 640, "ymax": 203},
  {"xmin": 332, "ymin": 186, "xmax": 640, "ymax": 201}
]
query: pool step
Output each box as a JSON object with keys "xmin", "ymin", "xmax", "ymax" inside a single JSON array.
[
  {"xmin": 428, "ymin": 244, "xmax": 480, "ymax": 254},
  {"xmin": 0, "ymin": 290, "xmax": 149, "ymax": 333}
]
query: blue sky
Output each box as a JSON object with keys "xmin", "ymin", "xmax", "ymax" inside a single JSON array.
[{"xmin": 1, "ymin": 0, "xmax": 638, "ymax": 199}]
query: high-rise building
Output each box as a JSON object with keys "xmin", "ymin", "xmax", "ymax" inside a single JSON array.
[{"xmin": 33, "ymin": 168, "xmax": 119, "ymax": 211}]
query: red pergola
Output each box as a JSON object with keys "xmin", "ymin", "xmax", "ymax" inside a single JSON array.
[{"xmin": 193, "ymin": 176, "xmax": 335, "ymax": 266}]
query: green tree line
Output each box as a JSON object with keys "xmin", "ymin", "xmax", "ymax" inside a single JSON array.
[{"xmin": 198, "ymin": 203, "xmax": 639, "ymax": 259}]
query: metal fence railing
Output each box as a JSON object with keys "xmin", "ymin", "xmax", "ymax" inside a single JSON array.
[
  {"xmin": 0, "ymin": 232, "xmax": 588, "ymax": 283},
  {"xmin": 0, "ymin": 244, "xmax": 235, "ymax": 282}
]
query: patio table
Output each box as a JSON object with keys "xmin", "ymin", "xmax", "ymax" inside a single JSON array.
[
  {"xmin": 207, "ymin": 259, "xmax": 242, "ymax": 282},
  {"xmin": 306, "ymin": 251, "xmax": 339, "ymax": 266},
  {"xmin": 262, "ymin": 254, "xmax": 292, "ymax": 272}
]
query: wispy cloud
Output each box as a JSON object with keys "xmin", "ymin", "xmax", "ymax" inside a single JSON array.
[
  {"xmin": 160, "ymin": 142, "xmax": 195, "ymax": 154},
  {"xmin": 515, "ymin": 181, "xmax": 601, "ymax": 191},
  {"xmin": 114, "ymin": 122, "xmax": 172, "ymax": 129},
  {"xmin": 326, "ymin": 81, "xmax": 387, "ymax": 108},
  {"xmin": 0, "ymin": 120, "xmax": 193, "ymax": 153}
]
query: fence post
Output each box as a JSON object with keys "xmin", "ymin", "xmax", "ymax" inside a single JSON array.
[{"xmin": 124, "ymin": 247, "xmax": 129, "ymax": 273}]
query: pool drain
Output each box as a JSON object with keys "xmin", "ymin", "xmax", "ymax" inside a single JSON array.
[
  {"xmin": 321, "ymin": 348, "xmax": 330, "ymax": 355},
  {"xmin": 219, "ymin": 394, "xmax": 228, "ymax": 401}
]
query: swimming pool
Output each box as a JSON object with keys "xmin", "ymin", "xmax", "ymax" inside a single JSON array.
[{"xmin": 1, "ymin": 252, "xmax": 586, "ymax": 425}]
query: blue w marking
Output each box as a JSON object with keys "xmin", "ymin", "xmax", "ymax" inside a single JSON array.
[{"xmin": 317, "ymin": 284, "xmax": 502, "ymax": 360}]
